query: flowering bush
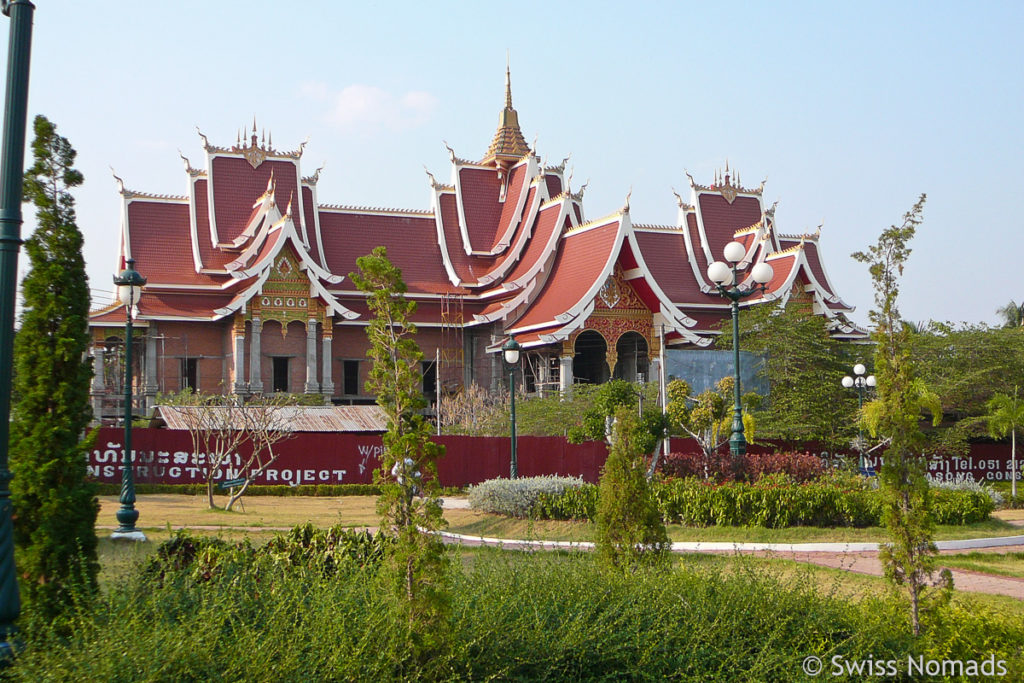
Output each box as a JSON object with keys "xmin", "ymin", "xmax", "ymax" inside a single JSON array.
[
  {"xmin": 658, "ymin": 451, "xmax": 825, "ymax": 483},
  {"xmin": 468, "ymin": 476, "xmax": 586, "ymax": 518}
]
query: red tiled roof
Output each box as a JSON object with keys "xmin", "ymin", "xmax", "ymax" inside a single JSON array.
[
  {"xmin": 494, "ymin": 162, "xmax": 528, "ymax": 251},
  {"xmin": 318, "ymin": 209, "xmax": 464, "ymax": 295},
  {"xmin": 437, "ymin": 193, "xmax": 489, "ymax": 285},
  {"xmin": 501, "ymin": 191, "xmax": 559, "ymax": 284},
  {"xmin": 301, "ymin": 186, "xmax": 322, "ymax": 267},
  {"xmin": 193, "ymin": 179, "xmax": 233, "ymax": 270},
  {"xmin": 544, "ymin": 174, "xmax": 562, "ymax": 197},
  {"xmin": 799, "ymin": 240, "xmax": 850, "ymax": 310},
  {"xmin": 457, "ymin": 166, "xmax": 503, "ymax": 253},
  {"xmin": 140, "ymin": 291, "xmax": 237, "ymax": 319},
  {"xmin": 511, "ymin": 220, "xmax": 621, "ymax": 330},
  {"xmin": 696, "ymin": 193, "xmax": 762, "ymax": 261},
  {"xmin": 633, "ymin": 230, "xmax": 719, "ymax": 305},
  {"xmin": 210, "ymin": 157, "xmax": 301, "ymax": 245},
  {"xmin": 127, "ymin": 199, "xmax": 226, "ymax": 287}
]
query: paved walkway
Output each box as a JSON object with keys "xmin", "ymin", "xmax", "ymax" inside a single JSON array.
[{"xmin": 437, "ymin": 498, "xmax": 1024, "ymax": 600}]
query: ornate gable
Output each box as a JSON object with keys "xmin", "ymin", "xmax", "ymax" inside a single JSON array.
[{"xmin": 250, "ymin": 245, "xmax": 322, "ymax": 332}]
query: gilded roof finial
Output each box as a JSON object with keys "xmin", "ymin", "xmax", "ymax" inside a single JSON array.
[
  {"xmin": 505, "ymin": 50, "xmax": 513, "ymax": 109},
  {"xmin": 483, "ymin": 55, "xmax": 530, "ymax": 166}
]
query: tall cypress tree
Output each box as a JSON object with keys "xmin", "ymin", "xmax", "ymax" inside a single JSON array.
[{"xmin": 9, "ymin": 115, "xmax": 98, "ymax": 620}]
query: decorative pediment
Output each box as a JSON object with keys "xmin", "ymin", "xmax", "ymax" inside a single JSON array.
[{"xmin": 592, "ymin": 268, "xmax": 646, "ymax": 312}]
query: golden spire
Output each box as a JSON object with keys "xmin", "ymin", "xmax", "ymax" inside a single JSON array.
[{"xmin": 483, "ymin": 56, "xmax": 530, "ymax": 167}]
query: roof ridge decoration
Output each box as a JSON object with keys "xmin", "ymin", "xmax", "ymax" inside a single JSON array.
[
  {"xmin": 197, "ymin": 121, "xmax": 308, "ymax": 167},
  {"xmin": 320, "ymin": 202, "xmax": 433, "ymax": 215},
  {"xmin": 671, "ymin": 188, "xmax": 694, "ymax": 211},
  {"xmin": 570, "ymin": 179, "xmax": 589, "ymax": 202},
  {"xmin": 779, "ymin": 221, "xmax": 823, "ymax": 241},
  {"xmin": 633, "ymin": 223, "xmax": 683, "ymax": 232},
  {"xmin": 443, "ymin": 141, "xmax": 474, "ymax": 166},
  {"xmin": 769, "ymin": 238, "xmax": 807, "ymax": 258},
  {"xmin": 482, "ymin": 62, "xmax": 530, "ymax": 166},
  {"xmin": 302, "ymin": 164, "xmax": 325, "ymax": 185},
  {"xmin": 178, "ymin": 151, "xmax": 205, "ymax": 178},
  {"xmin": 111, "ymin": 169, "xmax": 186, "ymax": 201},
  {"xmin": 687, "ymin": 163, "xmax": 766, "ymax": 204}
]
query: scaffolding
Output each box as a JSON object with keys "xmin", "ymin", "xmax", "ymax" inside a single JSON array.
[{"xmin": 439, "ymin": 292, "xmax": 465, "ymax": 394}]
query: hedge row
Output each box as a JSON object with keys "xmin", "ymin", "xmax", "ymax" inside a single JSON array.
[
  {"xmin": 93, "ymin": 483, "xmax": 470, "ymax": 497},
  {"xmin": 532, "ymin": 476, "xmax": 995, "ymax": 527}
]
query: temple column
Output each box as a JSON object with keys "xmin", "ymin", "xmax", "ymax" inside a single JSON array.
[
  {"xmin": 90, "ymin": 344, "xmax": 105, "ymax": 422},
  {"xmin": 232, "ymin": 315, "xmax": 246, "ymax": 395},
  {"xmin": 249, "ymin": 318, "xmax": 263, "ymax": 394},
  {"xmin": 143, "ymin": 324, "xmax": 159, "ymax": 412},
  {"xmin": 606, "ymin": 350, "xmax": 618, "ymax": 382},
  {"xmin": 490, "ymin": 331, "xmax": 501, "ymax": 393},
  {"xmin": 321, "ymin": 325, "xmax": 334, "ymax": 398},
  {"xmin": 559, "ymin": 354, "xmax": 573, "ymax": 395},
  {"xmin": 305, "ymin": 318, "xmax": 319, "ymax": 393}
]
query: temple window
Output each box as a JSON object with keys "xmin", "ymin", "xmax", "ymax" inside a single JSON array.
[{"xmin": 272, "ymin": 357, "xmax": 289, "ymax": 393}]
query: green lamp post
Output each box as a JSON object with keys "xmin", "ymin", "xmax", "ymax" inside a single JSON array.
[
  {"xmin": 502, "ymin": 335, "xmax": 521, "ymax": 479},
  {"xmin": 111, "ymin": 259, "xmax": 146, "ymax": 541},
  {"xmin": 0, "ymin": 0, "xmax": 34, "ymax": 656},
  {"xmin": 842, "ymin": 363, "xmax": 876, "ymax": 473},
  {"xmin": 706, "ymin": 241, "xmax": 774, "ymax": 458}
]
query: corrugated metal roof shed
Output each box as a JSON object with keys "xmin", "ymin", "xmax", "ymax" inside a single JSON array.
[{"xmin": 151, "ymin": 404, "xmax": 387, "ymax": 433}]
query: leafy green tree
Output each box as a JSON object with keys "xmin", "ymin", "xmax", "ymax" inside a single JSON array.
[
  {"xmin": 566, "ymin": 380, "xmax": 665, "ymax": 454},
  {"xmin": 665, "ymin": 377, "xmax": 755, "ymax": 459},
  {"xmin": 852, "ymin": 194, "xmax": 949, "ymax": 637},
  {"xmin": 910, "ymin": 323, "xmax": 1024, "ymax": 425},
  {"xmin": 9, "ymin": 115, "xmax": 98, "ymax": 622},
  {"xmin": 594, "ymin": 407, "xmax": 669, "ymax": 572},
  {"xmin": 986, "ymin": 390, "xmax": 1024, "ymax": 499},
  {"xmin": 350, "ymin": 246, "xmax": 449, "ymax": 657},
  {"xmin": 721, "ymin": 299, "xmax": 857, "ymax": 446},
  {"xmin": 996, "ymin": 300, "xmax": 1024, "ymax": 328}
]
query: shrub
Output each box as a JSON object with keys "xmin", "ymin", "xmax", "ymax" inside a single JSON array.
[
  {"xmin": 594, "ymin": 408, "xmax": 668, "ymax": 571},
  {"xmin": 929, "ymin": 476, "xmax": 1004, "ymax": 508},
  {"xmin": 929, "ymin": 489, "xmax": 995, "ymax": 525},
  {"xmin": 533, "ymin": 485, "xmax": 598, "ymax": 520},
  {"xmin": 468, "ymin": 476, "xmax": 586, "ymax": 518}
]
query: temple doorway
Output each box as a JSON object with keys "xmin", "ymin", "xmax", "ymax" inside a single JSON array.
[
  {"xmin": 573, "ymin": 330, "xmax": 609, "ymax": 385},
  {"xmin": 613, "ymin": 332, "xmax": 650, "ymax": 383}
]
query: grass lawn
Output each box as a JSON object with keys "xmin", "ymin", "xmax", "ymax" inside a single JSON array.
[
  {"xmin": 99, "ymin": 495, "xmax": 1024, "ymax": 546},
  {"xmin": 676, "ymin": 553, "xmax": 1024, "ymax": 619},
  {"xmin": 936, "ymin": 551, "xmax": 1024, "ymax": 579}
]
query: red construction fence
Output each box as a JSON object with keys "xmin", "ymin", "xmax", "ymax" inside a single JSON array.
[{"xmin": 87, "ymin": 428, "xmax": 1022, "ymax": 488}]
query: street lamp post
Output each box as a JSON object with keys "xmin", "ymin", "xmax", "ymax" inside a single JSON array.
[
  {"xmin": 0, "ymin": 0, "xmax": 35, "ymax": 656},
  {"xmin": 842, "ymin": 363, "xmax": 876, "ymax": 473},
  {"xmin": 111, "ymin": 259, "xmax": 146, "ymax": 541},
  {"xmin": 502, "ymin": 336, "xmax": 521, "ymax": 479},
  {"xmin": 706, "ymin": 241, "xmax": 774, "ymax": 458}
]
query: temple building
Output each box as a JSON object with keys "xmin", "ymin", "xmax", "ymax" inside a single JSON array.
[{"xmin": 88, "ymin": 69, "xmax": 865, "ymax": 418}]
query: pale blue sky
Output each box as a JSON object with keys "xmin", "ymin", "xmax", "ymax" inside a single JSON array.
[{"xmin": 6, "ymin": 1, "xmax": 1022, "ymax": 327}]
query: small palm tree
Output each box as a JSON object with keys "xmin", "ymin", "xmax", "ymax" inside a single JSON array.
[
  {"xmin": 996, "ymin": 300, "xmax": 1024, "ymax": 328},
  {"xmin": 986, "ymin": 389, "xmax": 1024, "ymax": 498}
]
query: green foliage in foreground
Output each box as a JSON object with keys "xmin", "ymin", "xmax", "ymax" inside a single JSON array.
[
  {"xmin": 10, "ymin": 115, "xmax": 98, "ymax": 625},
  {"xmin": 10, "ymin": 536, "xmax": 1023, "ymax": 681},
  {"xmin": 594, "ymin": 408, "xmax": 668, "ymax": 571},
  {"xmin": 534, "ymin": 475, "xmax": 994, "ymax": 527}
]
